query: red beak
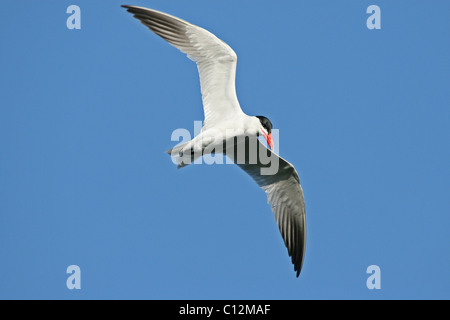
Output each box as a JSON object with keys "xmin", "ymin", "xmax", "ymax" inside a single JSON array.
[{"xmin": 263, "ymin": 133, "xmax": 274, "ymax": 150}]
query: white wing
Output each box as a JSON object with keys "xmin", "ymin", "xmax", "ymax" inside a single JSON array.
[
  {"xmin": 230, "ymin": 140, "xmax": 306, "ymax": 277},
  {"xmin": 122, "ymin": 6, "xmax": 244, "ymax": 128}
]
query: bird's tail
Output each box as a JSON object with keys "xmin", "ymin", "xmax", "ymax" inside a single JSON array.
[{"xmin": 166, "ymin": 141, "xmax": 202, "ymax": 169}]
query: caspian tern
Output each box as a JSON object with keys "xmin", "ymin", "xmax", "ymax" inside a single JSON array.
[{"xmin": 122, "ymin": 5, "xmax": 307, "ymax": 277}]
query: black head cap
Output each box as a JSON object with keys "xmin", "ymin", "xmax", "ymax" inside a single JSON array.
[{"xmin": 256, "ymin": 116, "xmax": 273, "ymax": 134}]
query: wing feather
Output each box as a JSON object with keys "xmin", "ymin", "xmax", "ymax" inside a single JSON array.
[
  {"xmin": 230, "ymin": 140, "xmax": 306, "ymax": 277},
  {"xmin": 122, "ymin": 5, "xmax": 243, "ymax": 127}
]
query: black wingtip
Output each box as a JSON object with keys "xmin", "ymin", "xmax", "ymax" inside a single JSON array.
[
  {"xmin": 294, "ymin": 254, "xmax": 304, "ymax": 278},
  {"xmin": 121, "ymin": 5, "xmax": 135, "ymax": 12},
  {"xmin": 295, "ymin": 259, "xmax": 304, "ymax": 278}
]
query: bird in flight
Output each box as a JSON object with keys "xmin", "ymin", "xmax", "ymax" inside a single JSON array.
[{"xmin": 122, "ymin": 5, "xmax": 307, "ymax": 277}]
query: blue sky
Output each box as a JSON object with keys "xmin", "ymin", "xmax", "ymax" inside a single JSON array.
[{"xmin": 0, "ymin": 0, "xmax": 449, "ymax": 299}]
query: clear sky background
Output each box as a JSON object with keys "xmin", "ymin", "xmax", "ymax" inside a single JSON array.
[{"xmin": 0, "ymin": 1, "xmax": 449, "ymax": 299}]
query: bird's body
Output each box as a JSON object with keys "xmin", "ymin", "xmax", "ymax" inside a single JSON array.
[
  {"xmin": 122, "ymin": 5, "xmax": 307, "ymax": 277},
  {"xmin": 169, "ymin": 114, "xmax": 263, "ymax": 168}
]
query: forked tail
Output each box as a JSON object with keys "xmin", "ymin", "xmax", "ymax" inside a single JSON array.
[{"xmin": 166, "ymin": 141, "xmax": 202, "ymax": 169}]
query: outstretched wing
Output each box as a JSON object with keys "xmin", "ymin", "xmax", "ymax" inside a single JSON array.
[
  {"xmin": 122, "ymin": 5, "xmax": 244, "ymax": 128},
  {"xmin": 231, "ymin": 139, "xmax": 306, "ymax": 277}
]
